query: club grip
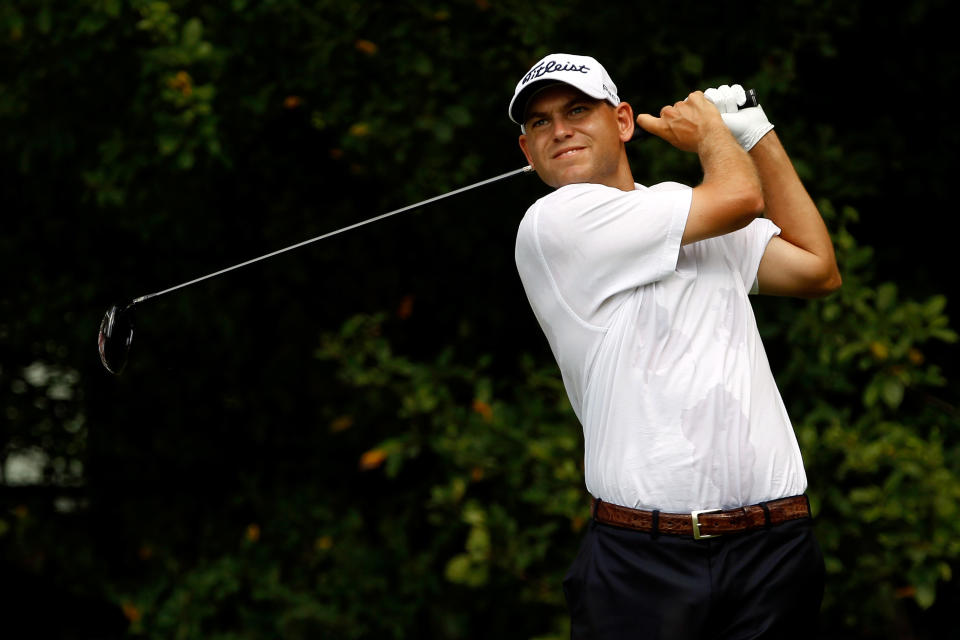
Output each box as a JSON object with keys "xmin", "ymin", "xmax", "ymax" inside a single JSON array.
[{"xmin": 631, "ymin": 88, "xmax": 758, "ymax": 142}]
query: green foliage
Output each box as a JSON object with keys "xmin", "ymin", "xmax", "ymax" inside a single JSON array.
[
  {"xmin": 111, "ymin": 501, "xmax": 448, "ymax": 639},
  {"xmin": 111, "ymin": 246, "xmax": 959, "ymax": 638},
  {"xmin": 316, "ymin": 218, "xmax": 960, "ymax": 636},
  {"xmin": 755, "ymin": 202, "xmax": 960, "ymax": 633},
  {"xmin": 90, "ymin": 313, "xmax": 582, "ymax": 639},
  {"xmin": 314, "ymin": 313, "xmax": 583, "ymax": 637}
]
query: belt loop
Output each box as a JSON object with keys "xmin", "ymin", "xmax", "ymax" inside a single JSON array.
[
  {"xmin": 651, "ymin": 510, "xmax": 660, "ymax": 539},
  {"xmin": 804, "ymin": 493, "xmax": 812, "ymax": 517},
  {"xmin": 760, "ymin": 502, "xmax": 771, "ymax": 529},
  {"xmin": 592, "ymin": 497, "xmax": 601, "ymax": 520}
]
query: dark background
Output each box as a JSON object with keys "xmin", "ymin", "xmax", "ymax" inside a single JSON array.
[{"xmin": 2, "ymin": 1, "xmax": 958, "ymax": 638}]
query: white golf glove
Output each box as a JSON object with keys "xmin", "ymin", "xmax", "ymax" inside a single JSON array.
[{"xmin": 704, "ymin": 84, "xmax": 773, "ymax": 151}]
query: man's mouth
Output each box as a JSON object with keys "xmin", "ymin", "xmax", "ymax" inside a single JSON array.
[{"xmin": 553, "ymin": 146, "xmax": 585, "ymax": 159}]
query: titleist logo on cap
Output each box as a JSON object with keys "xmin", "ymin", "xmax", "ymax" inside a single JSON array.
[{"xmin": 521, "ymin": 60, "xmax": 590, "ymax": 86}]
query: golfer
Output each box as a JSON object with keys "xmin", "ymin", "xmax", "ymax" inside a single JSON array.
[{"xmin": 510, "ymin": 53, "xmax": 840, "ymax": 638}]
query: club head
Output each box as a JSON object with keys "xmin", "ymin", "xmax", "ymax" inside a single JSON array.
[{"xmin": 98, "ymin": 303, "xmax": 135, "ymax": 374}]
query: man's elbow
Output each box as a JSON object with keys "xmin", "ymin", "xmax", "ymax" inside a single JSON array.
[
  {"xmin": 735, "ymin": 185, "xmax": 765, "ymax": 228},
  {"xmin": 748, "ymin": 179, "xmax": 765, "ymax": 215},
  {"xmin": 803, "ymin": 264, "xmax": 842, "ymax": 299},
  {"xmin": 821, "ymin": 268, "xmax": 843, "ymax": 296}
]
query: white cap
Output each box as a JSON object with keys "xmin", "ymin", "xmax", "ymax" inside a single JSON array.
[{"xmin": 508, "ymin": 53, "xmax": 620, "ymax": 131}]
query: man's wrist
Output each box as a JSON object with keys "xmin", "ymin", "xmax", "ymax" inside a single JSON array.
[
  {"xmin": 698, "ymin": 121, "xmax": 742, "ymax": 156},
  {"xmin": 741, "ymin": 121, "xmax": 775, "ymax": 152},
  {"xmin": 746, "ymin": 127, "xmax": 778, "ymax": 154}
]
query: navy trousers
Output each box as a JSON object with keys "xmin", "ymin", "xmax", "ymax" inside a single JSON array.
[{"xmin": 563, "ymin": 517, "xmax": 824, "ymax": 639}]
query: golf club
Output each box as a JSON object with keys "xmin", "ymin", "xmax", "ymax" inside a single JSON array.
[{"xmin": 98, "ymin": 89, "xmax": 758, "ymax": 374}]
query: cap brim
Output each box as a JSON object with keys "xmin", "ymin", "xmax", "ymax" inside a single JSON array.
[{"xmin": 509, "ymin": 79, "xmax": 565, "ymax": 126}]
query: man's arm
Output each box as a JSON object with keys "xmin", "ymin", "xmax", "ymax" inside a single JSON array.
[
  {"xmin": 703, "ymin": 84, "xmax": 841, "ymax": 298},
  {"xmin": 751, "ymin": 131, "xmax": 842, "ymax": 298},
  {"xmin": 637, "ymin": 92, "xmax": 765, "ymax": 246}
]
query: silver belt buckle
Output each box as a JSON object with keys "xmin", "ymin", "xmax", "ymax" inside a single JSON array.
[{"xmin": 691, "ymin": 509, "xmax": 723, "ymax": 540}]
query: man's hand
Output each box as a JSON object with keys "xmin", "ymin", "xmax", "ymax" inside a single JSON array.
[
  {"xmin": 635, "ymin": 91, "xmax": 730, "ymax": 152},
  {"xmin": 703, "ymin": 84, "xmax": 774, "ymax": 151},
  {"xmin": 636, "ymin": 91, "xmax": 764, "ymax": 245}
]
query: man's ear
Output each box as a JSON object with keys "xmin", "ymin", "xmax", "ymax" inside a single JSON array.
[
  {"xmin": 616, "ymin": 102, "xmax": 635, "ymax": 142},
  {"xmin": 518, "ymin": 134, "xmax": 535, "ymax": 168}
]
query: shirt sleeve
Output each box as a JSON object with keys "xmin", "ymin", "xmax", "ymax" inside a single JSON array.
[
  {"xmin": 527, "ymin": 182, "xmax": 692, "ymax": 325},
  {"xmin": 714, "ymin": 218, "xmax": 782, "ymax": 294}
]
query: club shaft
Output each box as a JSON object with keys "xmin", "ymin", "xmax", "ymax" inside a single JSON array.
[
  {"xmin": 131, "ymin": 165, "xmax": 535, "ymax": 305},
  {"xmin": 130, "ymin": 87, "xmax": 758, "ymax": 307}
]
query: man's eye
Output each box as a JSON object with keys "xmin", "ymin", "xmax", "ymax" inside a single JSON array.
[
  {"xmin": 531, "ymin": 118, "xmax": 548, "ymax": 128},
  {"xmin": 570, "ymin": 106, "xmax": 588, "ymax": 116}
]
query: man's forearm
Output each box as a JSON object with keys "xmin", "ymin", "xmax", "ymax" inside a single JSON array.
[
  {"xmin": 700, "ymin": 83, "xmax": 840, "ymax": 296},
  {"xmin": 701, "ymin": 124, "xmax": 763, "ymax": 202},
  {"xmin": 697, "ymin": 124, "xmax": 765, "ymax": 227},
  {"xmin": 750, "ymin": 132, "xmax": 836, "ymax": 263},
  {"xmin": 679, "ymin": 119, "xmax": 765, "ymax": 245},
  {"xmin": 640, "ymin": 91, "xmax": 764, "ymax": 245}
]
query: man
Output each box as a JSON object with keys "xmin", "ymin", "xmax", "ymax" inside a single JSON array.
[{"xmin": 510, "ymin": 53, "xmax": 840, "ymax": 638}]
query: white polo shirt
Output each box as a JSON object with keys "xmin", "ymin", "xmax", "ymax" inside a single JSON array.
[{"xmin": 515, "ymin": 181, "xmax": 807, "ymax": 513}]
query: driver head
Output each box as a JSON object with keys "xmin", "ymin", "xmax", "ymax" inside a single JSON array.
[{"xmin": 98, "ymin": 303, "xmax": 134, "ymax": 374}]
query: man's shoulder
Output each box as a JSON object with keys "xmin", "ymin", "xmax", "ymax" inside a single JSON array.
[
  {"xmin": 526, "ymin": 182, "xmax": 636, "ymax": 220},
  {"xmin": 644, "ymin": 180, "xmax": 690, "ymax": 193},
  {"xmin": 520, "ymin": 183, "xmax": 594, "ymax": 228},
  {"xmin": 526, "ymin": 180, "xmax": 691, "ymax": 218},
  {"xmin": 531, "ymin": 181, "xmax": 610, "ymax": 207}
]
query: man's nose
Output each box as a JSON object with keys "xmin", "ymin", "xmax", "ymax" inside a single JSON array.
[{"xmin": 551, "ymin": 116, "xmax": 573, "ymax": 139}]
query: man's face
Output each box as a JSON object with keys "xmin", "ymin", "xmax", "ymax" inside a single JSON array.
[{"xmin": 518, "ymin": 85, "xmax": 633, "ymax": 189}]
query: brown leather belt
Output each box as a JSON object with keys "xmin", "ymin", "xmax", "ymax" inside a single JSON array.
[{"xmin": 592, "ymin": 495, "xmax": 811, "ymax": 540}]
